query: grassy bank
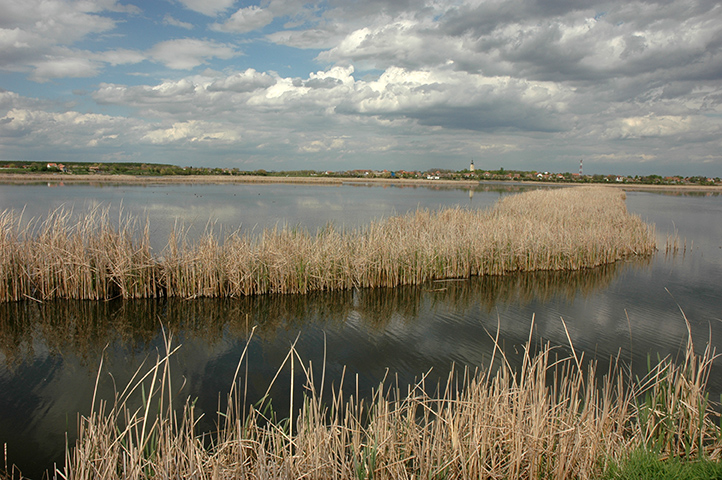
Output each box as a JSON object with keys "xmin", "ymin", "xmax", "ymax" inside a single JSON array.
[
  {"xmin": 47, "ymin": 315, "xmax": 720, "ymax": 480},
  {"xmin": 0, "ymin": 187, "xmax": 656, "ymax": 302}
]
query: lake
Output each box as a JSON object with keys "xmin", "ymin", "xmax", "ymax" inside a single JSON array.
[{"xmin": 1, "ymin": 180, "xmax": 721, "ymax": 479}]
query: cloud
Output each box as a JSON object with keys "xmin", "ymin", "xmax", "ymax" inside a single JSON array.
[
  {"xmin": 91, "ymin": 63, "xmax": 571, "ymax": 134},
  {"xmin": 298, "ymin": 136, "xmax": 347, "ymax": 153},
  {"xmin": 211, "ymin": 6, "xmax": 275, "ymax": 34},
  {"xmin": 336, "ymin": 67, "xmax": 571, "ymax": 132},
  {"xmin": 174, "ymin": 0, "xmax": 235, "ymax": 17},
  {"xmin": 97, "ymin": 49, "xmax": 147, "ymax": 66},
  {"xmin": 2, "ymin": 0, "xmax": 721, "ymax": 175},
  {"xmin": 266, "ymin": 28, "xmax": 344, "ymax": 49},
  {"xmin": 0, "ymin": 0, "xmax": 118, "ymax": 42},
  {"xmin": 603, "ymin": 114, "xmax": 721, "ymax": 140},
  {"xmin": 0, "ymin": 0, "xmax": 141, "ymax": 80},
  {"xmin": 93, "ymin": 78, "xmax": 201, "ymax": 108},
  {"xmin": 29, "ymin": 56, "xmax": 101, "ymax": 82},
  {"xmin": 142, "ymin": 120, "xmax": 240, "ymax": 144},
  {"xmin": 0, "ymin": 107, "xmax": 136, "ymax": 148},
  {"xmin": 148, "ymin": 39, "xmax": 238, "ymax": 69},
  {"xmin": 162, "ymin": 14, "xmax": 193, "ymax": 30},
  {"xmin": 207, "ymin": 69, "xmax": 277, "ymax": 92}
]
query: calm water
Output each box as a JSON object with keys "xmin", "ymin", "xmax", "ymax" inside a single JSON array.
[{"xmin": 0, "ymin": 181, "xmax": 721, "ymax": 479}]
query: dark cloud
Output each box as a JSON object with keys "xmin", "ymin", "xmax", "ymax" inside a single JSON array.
[
  {"xmin": 403, "ymin": 104, "xmax": 566, "ymax": 133},
  {"xmin": 305, "ymin": 77, "xmax": 343, "ymax": 88}
]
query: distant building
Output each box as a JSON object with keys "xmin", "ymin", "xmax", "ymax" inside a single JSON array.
[
  {"xmin": 46, "ymin": 163, "xmax": 66, "ymax": 172},
  {"xmin": 470, "ymin": 160, "xmax": 475, "ymax": 172}
]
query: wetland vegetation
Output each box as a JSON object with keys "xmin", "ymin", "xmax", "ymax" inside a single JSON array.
[
  {"xmin": 2, "ymin": 184, "xmax": 718, "ymax": 479},
  {"xmin": 0, "ymin": 187, "xmax": 655, "ymax": 303},
  {"xmin": 54, "ymin": 319, "xmax": 721, "ymax": 479}
]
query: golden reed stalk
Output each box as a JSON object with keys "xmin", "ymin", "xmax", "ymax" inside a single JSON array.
[
  {"xmin": 0, "ymin": 187, "xmax": 656, "ymax": 302},
  {"xmin": 53, "ymin": 315, "xmax": 721, "ymax": 480}
]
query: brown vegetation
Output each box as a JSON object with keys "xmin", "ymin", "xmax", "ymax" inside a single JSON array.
[
  {"xmin": 53, "ymin": 315, "xmax": 720, "ymax": 479},
  {"xmin": 0, "ymin": 187, "xmax": 656, "ymax": 302}
]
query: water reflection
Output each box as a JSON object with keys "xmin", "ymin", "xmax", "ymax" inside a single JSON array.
[
  {"xmin": 0, "ymin": 261, "xmax": 639, "ymax": 368},
  {"xmin": 1, "ymin": 260, "xmax": 647, "ymax": 478}
]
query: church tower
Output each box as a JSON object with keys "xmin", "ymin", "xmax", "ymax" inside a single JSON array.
[{"xmin": 470, "ymin": 160, "xmax": 475, "ymax": 172}]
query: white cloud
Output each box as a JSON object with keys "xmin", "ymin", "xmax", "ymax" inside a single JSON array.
[
  {"xmin": 207, "ymin": 69, "xmax": 277, "ymax": 92},
  {"xmin": 212, "ymin": 6, "xmax": 275, "ymax": 34},
  {"xmin": 603, "ymin": 115, "xmax": 718, "ymax": 140},
  {"xmin": 0, "ymin": 0, "xmax": 118, "ymax": 42},
  {"xmin": 142, "ymin": 120, "xmax": 240, "ymax": 144},
  {"xmin": 30, "ymin": 56, "xmax": 101, "ymax": 82},
  {"xmin": 317, "ymin": 21, "xmax": 428, "ymax": 69},
  {"xmin": 334, "ymin": 67, "xmax": 571, "ymax": 132},
  {"xmin": 149, "ymin": 39, "xmax": 238, "ymax": 69},
  {"xmin": 0, "ymin": 0, "xmax": 140, "ymax": 80},
  {"xmin": 298, "ymin": 137, "xmax": 347, "ymax": 153},
  {"xmin": 0, "ymin": 107, "xmax": 134, "ymax": 147},
  {"xmin": 174, "ymin": 0, "xmax": 235, "ymax": 17}
]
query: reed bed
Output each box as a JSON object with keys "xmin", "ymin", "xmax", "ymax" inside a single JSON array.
[
  {"xmin": 0, "ymin": 187, "xmax": 656, "ymax": 302},
  {"xmin": 51, "ymin": 315, "xmax": 721, "ymax": 480}
]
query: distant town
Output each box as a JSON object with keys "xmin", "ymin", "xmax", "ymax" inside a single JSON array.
[{"xmin": 1, "ymin": 160, "xmax": 720, "ymax": 186}]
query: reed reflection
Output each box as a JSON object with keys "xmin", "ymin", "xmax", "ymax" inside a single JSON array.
[{"xmin": 0, "ymin": 258, "xmax": 645, "ymax": 367}]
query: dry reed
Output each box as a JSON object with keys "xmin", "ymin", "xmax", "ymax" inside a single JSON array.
[
  {"xmin": 52, "ymin": 314, "xmax": 720, "ymax": 480},
  {"xmin": 0, "ymin": 187, "xmax": 656, "ymax": 302}
]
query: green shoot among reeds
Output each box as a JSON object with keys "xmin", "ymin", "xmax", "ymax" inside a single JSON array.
[
  {"xmin": 0, "ymin": 187, "xmax": 656, "ymax": 302},
  {"xmin": 52, "ymin": 314, "xmax": 720, "ymax": 480}
]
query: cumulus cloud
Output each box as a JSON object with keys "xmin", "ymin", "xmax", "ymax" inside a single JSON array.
[
  {"xmin": 335, "ymin": 67, "xmax": 571, "ymax": 132},
  {"xmin": 0, "ymin": 107, "xmax": 135, "ymax": 147},
  {"xmin": 89, "ymin": 64, "xmax": 573, "ymax": 136},
  {"xmin": 93, "ymin": 78, "xmax": 201, "ymax": 108},
  {"xmin": 0, "ymin": 0, "xmax": 118, "ymax": 43},
  {"xmin": 0, "ymin": 0, "xmax": 143, "ymax": 80},
  {"xmin": 148, "ymin": 39, "xmax": 238, "ymax": 69},
  {"xmin": 298, "ymin": 137, "xmax": 347, "ymax": 153},
  {"xmin": 603, "ymin": 114, "xmax": 722, "ymax": 141},
  {"xmin": 1, "ymin": 0, "xmax": 721, "ymax": 174},
  {"xmin": 29, "ymin": 55, "xmax": 101, "ymax": 82},
  {"xmin": 207, "ymin": 69, "xmax": 277, "ymax": 92},
  {"xmin": 142, "ymin": 120, "xmax": 240, "ymax": 144}
]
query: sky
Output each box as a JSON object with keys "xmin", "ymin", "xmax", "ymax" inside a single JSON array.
[{"xmin": 0, "ymin": 0, "xmax": 721, "ymax": 177}]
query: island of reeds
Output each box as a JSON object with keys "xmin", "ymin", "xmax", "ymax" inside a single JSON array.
[{"xmin": 0, "ymin": 186, "xmax": 655, "ymax": 303}]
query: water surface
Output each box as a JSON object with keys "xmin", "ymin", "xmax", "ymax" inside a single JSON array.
[{"xmin": 0, "ymin": 182, "xmax": 720, "ymax": 479}]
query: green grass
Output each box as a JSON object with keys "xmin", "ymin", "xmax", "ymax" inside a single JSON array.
[{"xmin": 604, "ymin": 448, "xmax": 722, "ymax": 480}]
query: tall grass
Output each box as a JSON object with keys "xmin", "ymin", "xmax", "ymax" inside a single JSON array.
[
  {"xmin": 0, "ymin": 187, "xmax": 656, "ymax": 302},
  {"xmin": 53, "ymin": 315, "xmax": 720, "ymax": 480}
]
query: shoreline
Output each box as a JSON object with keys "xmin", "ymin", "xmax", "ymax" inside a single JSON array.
[
  {"xmin": 0, "ymin": 173, "xmax": 479, "ymax": 187},
  {"xmin": 0, "ymin": 172, "xmax": 719, "ymax": 192}
]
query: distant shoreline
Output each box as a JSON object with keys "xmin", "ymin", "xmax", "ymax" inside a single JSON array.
[
  {"xmin": 0, "ymin": 172, "xmax": 719, "ymax": 192},
  {"xmin": 0, "ymin": 173, "xmax": 478, "ymax": 187}
]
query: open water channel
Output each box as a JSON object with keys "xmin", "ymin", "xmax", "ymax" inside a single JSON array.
[{"xmin": 0, "ymin": 180, "xmax": 721, "ymax": 478}]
